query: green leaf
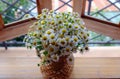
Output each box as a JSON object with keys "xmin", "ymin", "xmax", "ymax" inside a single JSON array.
[
  {"xmin": 43, "ymin": 51, "xmax": 48, "ymax": 56},
  {"xmin": 36, "ymin": 45, "xmax": 43, "ymax": 51}
]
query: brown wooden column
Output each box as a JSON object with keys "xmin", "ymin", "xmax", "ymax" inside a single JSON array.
[
  {"xmin": 36, "ymin": 0, "xmax": 52, "ymax": 14},
  {"xmin": 0, "ymin": 15, "xmax": 4, "ymax": 30},
  {"xmin": 73, "ymin": 0, "xmax": 85, "ymax": 17}
]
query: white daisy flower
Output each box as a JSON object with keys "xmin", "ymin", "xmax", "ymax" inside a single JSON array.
[
  {"xmin": 49, "ymin": 40, "xmax": 56, "ymax": 45},
  {"xmin": 49, "ymin": 40, "xmax": 60, "ymax": 49},
  {"xmin": 73, "ymin": 12, "xmax": 80, "ymax": 18},
  {"xmin": 47, "ymin": 45, "xmax": 58, "ymax": 54},
  {"xmin": 42, "ymin": 42, "xmax": 49, "ymax": 50},
  {"xmin": 65, "ymin": 36, "xmax": 71, "ymax": 43},
  {"xmin": 51, "ymin": 54, "xmax": 59, "ymax": 62},
  {"xmin": 45, "ymin": 29, "xmax": 54, "ymax": 35},
  {"xmin": 46, "ymin": 53, "xmax": 52, "ymax": 60},
  {"xmin": 60, "ymin": 28, "xmax": 67, "ymax": 34},
  {"xmin": 46, "ymin": 59, "xmax": 52, "ymax": 65},
  {"xmin": 67, "ymin": 54, "xmax": 74, "ymax": 65},
  {"xmin": 42, "ymin": 8, "xmax": 49, "ymax": 14},
  {"xmin": 57, "ymin": 38, "xmax": 67, "ymax": 47},
  {"xmin": 73, "ymin": 24, "xmax": 80, "ymax": 30},
  {"xmin": 72, "ymin": 36, "xmax": 79, "ymax": 45},
  {"xmin": 63, "ymin": 46, "xmax": 72, "ymax": 55},
  {"xmin": 49, "ymin": 33, "xmax": 55, "ymax": 40},
  {"xmin": 37, "ymin": 25, "xmax": 43, "ymax": 30},
  {"xmin": 58, "ymin": 33, "xmax": 65, "ymax": 38},
  {"xmin": 60, "ymin": 49, "xmax": 66, "ymax": 56},
  {"xmin": 67, "ymin": 23, "xmax": 73, "ymax": 30},
  {"xmin": 69, "ymin": 42, "xmax": 75, "ymax": 48},
  {"xmin": 41, "ymin": 34, "xmax": 49, "ymax": 42}
]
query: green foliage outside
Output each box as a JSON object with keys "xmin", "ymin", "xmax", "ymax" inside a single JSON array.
[{"xmin": 0, "ymin": 0, "xmax": 34, "ymax": 24}]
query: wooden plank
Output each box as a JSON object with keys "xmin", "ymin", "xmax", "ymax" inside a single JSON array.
[
  {"xmin": 82, "ymin": 16, "xmax": 120, "ymax": 40},
  {"xmin": 0, "ymin": 47, "xmax": 120, "ymax": 78},
  {"xmin": 0, "ymin": 15, "xmax": 4, "ymax": 30},
  {"xmin": 36, "ymin": 0, "xmax": 52, "ymax": 14},
  {"xmin": 0, "ymin": 18, "xmax": 36, "ymax": 42},
  {"xmin": 0, "ymin": 51, "xmax": 120, "ymax": 79},
  {"xmin": 73, "ymin": 0, "xmax": 84, "ymax": 16},
  {"xmin": 1, "ymin": 57, "xmax": 120, "ymax": 78}
]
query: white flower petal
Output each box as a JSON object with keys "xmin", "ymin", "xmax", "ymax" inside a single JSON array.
[{"xmin": 67, "ymin": 54, "xmax": 74, "ymax": 65}]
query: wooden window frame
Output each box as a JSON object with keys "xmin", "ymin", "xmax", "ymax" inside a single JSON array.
[
  {"xmin": 73, "ymin": 0, "xmax": 120, "ymax": 40},
  {"xmin": 0, "ymin": 0, "xmax": 52, "ymax": 42},
  {"xmin": 0, "ymin": 0, "xmax": 120, "ymax": 41}
]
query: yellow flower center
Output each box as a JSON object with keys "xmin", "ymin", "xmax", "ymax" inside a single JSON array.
[
  {"xmin": 43, "ymin": 15, "xmax": 46, "ymax": 18},
  {"xmin": 42, "ymin": 36, "xmax": 47, "ymax": 40},
  {"xmin": 80, "ymin": 32, "xmax": 84, "ymax": 34},
  {"xmin": 83, "ymin": 35, "xmax": 87, "ymax": 39},
  {"xmin": 51, "ymin": 21, "xmax": 55, "ymax": 25},
  {"xmin": 33, "ymin": 33, "xmax": 37, "ymax": 37},
  {"xmin": 87, "ymin": 33, "xmax": 89, "ymax": 36},
  {"xmin": 74, "ymin": 38, "xmax": 78, "ymax": 42},
  {"xmin": 46, "ymin": 31, "xmax": 51, "ymax": 35},
  {"xmin": 65, "ymin": 37, "xmax": 69, "ymax": 41},
  {"xmin": 81, "ymin": 25, "xmax": 84, "ymax": 29},
  {"xmin": 41, "ymin": 20, "xmax": 45, "ymax": 25},
  {"xmin": 34, "ymin": 22, "xmax": 39, "ymax": 25},
  {"xmin": 51, "ymin": 41, "xmax": 56, "ymax": 45},
  {"xmin": 69, "ymin": 58, "xmax": 72, "ymax": 62},
  {"xmin": 49, "ymin": 47, "xmax": 54, "ymax": 52},
  {"xmin": 66, "ymin": 48, "xmax": 70, "ymax": 52},
  {"xmin": 50, "ymin": 34, "xmax": 55, "ymax": 39},
  {"xmin": 54, "ymin": 56, "xmax": 57, "ymax": 60},
  {"xmin": 56, "ymin": 15, "xmax": 60, "ymax": 18},
  {"xmin": 38, "ymin": 26, "xmax": 42, "ymax": 30},
  {"xmin": 37, "ymin": 14, "xmax": 42, "ymax": 19},
  {"xmin": 62, "ymin": 29, "xmax": 66, "ymax": 33},
  {"xmin": 43, "ymin": 44, "xmax": 48, "ymax": 48},
  {"xmin": 58, "ymin": 20, "xmax": 62, "ymax": 24},
  {"xmin": 75, "ymin": 26, "xmax": 78, "ymax": 28},
  {"xmin": 33, "ymin": 41, "xmax": 37, "ymax": 45},
  {"xmin": 59, "ymin": 34, "xmax": 64, "ymax": 38},
  {"xmin": 69, "ymin": 42, "xmax": 73, "ymax": 47},
  {"xmin": 61, "ymin": 40, "xmax": 65, "ymax": 45}
]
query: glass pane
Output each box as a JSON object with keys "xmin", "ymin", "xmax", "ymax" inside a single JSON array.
[
  {"xmin": 85, "ymin": 0, "xmax": 120, "ymax": 24},
  {"xmin": 0, "ymin": 0, "xmax": 37, "ymax": 24}
]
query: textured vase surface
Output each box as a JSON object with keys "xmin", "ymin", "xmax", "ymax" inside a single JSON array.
[{"xmin": 40, "ymin": 56, "xmax": 74, "ymax": 79}]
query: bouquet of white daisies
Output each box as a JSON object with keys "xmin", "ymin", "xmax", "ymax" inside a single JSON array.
[{"xmin": 24, "ymin": 9, "xmax": 89, "ymax": 65}]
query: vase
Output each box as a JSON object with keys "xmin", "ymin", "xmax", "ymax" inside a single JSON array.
[{"xmin": 40, "ymin": 55, "xmax": 74, "ymax": 79}]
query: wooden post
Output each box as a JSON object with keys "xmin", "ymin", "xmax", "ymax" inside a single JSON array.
[
  {"xmin": 0, "ymin": 15, "xmax": 4, "ymax": 30},
  {"xmin": 73, "ymin": 0, "xmax": 86, "ymax": 17},
  {"xmin": 36, "ymin": 0, "xmax": 52, "ymax": 14}
]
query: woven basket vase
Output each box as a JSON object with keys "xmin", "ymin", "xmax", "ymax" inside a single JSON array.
[{"xmin": 40, "ymin": 55, "xmax": 74, "ymax": 79}]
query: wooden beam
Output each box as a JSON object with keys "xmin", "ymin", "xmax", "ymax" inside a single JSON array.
[
  {"xmin": 36, "ymin": 0, "xmax": 52, "ymax": 14},
  {"xmin": 83, "ymin": 16, "xmax": 120, "ymax": 40},
  {"xmin": 0, "ymin": 18, "xmax": 36, "ymax": 42},
  {"xmin": 0, "ymin": 15, "xmax": 4, "ymax": 30},
  {"xmin": 73, "ymin": 0, "xmax": 85, "ymax": 17}
]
